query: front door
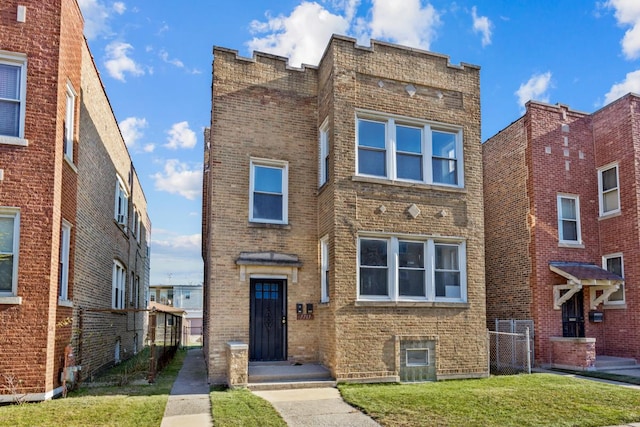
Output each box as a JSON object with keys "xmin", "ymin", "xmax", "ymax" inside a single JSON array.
[
  {"xmin": 249, "ymin": 279, "xmax": 287, "ymax": 361},
  {"xmin": 562, "ymin": 289, "xmax": 585, "ymax": 338}
]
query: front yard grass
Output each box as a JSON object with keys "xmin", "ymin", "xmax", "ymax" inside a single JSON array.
[
  {"xmin": 210, "ymin": 386, "xmax": 286, "ymax": 427},
  {"xmin": 0, "ymin": 349, "xmax": 185, "ymax": 427},
  {"xmin": 339, "ymin": 373, "xmax": 640, "ymax": 427}
]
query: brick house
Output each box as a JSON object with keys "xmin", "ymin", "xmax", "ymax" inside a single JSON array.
[
  {"xmin": 484, "ymin": 94, "xmax": 640, "ymax": 369},
  {"xmin": 203, "ymin": 35, "xmax": 487, "ymax": 385},
  {"xmin": 0, "ymin": 1, "xmax": 150, "ymax": 401}
]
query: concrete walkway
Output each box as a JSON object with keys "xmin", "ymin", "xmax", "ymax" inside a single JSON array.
[
  {"xmin": 160, "ymin": 348, "xmax": 212, "ymax": 427},
  {"xmin": 253, "ymin": 387, "xmax": 381, "ymax": 427}
]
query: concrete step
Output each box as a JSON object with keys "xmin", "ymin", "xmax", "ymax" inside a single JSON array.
[
  {"xmin": 248, "ymin": 380, "xmax": 337, "ymax": 391},
  {"xmin": 248, "ymin": 362, "xmax": 333, "ymax": 383},
  {"xmin": 595, "ymin": 356, "xmax": 637, "ymax": 369}
]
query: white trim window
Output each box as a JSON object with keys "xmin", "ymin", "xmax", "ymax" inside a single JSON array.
[
  {"xmin": 358, "ymin": 235, "xmax": 466, "ymax": 302},
  {"xmin": 598, "ymin": 164, "xmax": 620, "ymax": 216},
  {"xmin": 112, "ymin": 260, "xmax": 126, "ymax": 309},
  {"xmin": 249, "ymin": 158, "xmax": 288, "ymax": 224},
  {"xmin": 406, "ymin": 348, "xmax": 429, "ymax": 366},
  {"xmin": 320, "ymin": 236, "xmax": 330, "ymax": 303},
  {"xmin": 0, "ymin": 208, "xmax": 20, "ymax": 296},
  {"xmin": 557, "ymin": 194, "xmax": 581, "ymax": 244},
  {"xmin": 603, "ymin": 253, "xmax": 624, "ymax": 304},
  {"xmin": 114, "ymin": 175, "xmax": 129, "ymax": 227},
  {"xmin": 63, "ymin": 83, "xmax": 76, "ymax": 161},
  {"xmin": 319, "ymin": 119, "xmax": 329, "ymax": 186},
  {"xmin": 356, "ymin": 112, "xmax": 464, "ymax": 187},
  {"xmin": 58, "ymin": 220, "xmax": 71, "ymax": 302},
  {"xmin": 0, "ymin": 51, "xmax": 27, "ymax": 144},
  {"xmin": 132, "ymin": 207, "xmax": 141, "ymax": 241}
]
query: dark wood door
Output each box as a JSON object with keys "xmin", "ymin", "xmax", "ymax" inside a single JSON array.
[
  {"xmin": 562, "ymin": 289, "xmax": 585, "ymax": 338},
  {"xmin": 249, "ymin": 279, "xmax": 286, "ymax": 361}
]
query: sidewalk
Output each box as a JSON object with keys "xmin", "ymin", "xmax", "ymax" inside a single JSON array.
[{"xmin": 160, "ymin": 348, "xmax": 212, "ymax": 427}]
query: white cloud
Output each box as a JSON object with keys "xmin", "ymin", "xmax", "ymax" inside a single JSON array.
[
  {"xmin": 607, "ymin": 0, "xmax": 640, "ymax": 59},
  {"xmin": 165, "ymin": 121, "xmax": 197, "ymax": 149},
  {"xmin": 247, "ymin": 2, "xmax": 350, "ymax": 67},
  {"xmin": 471, "ymin": 6, "xmax": 492, "ymax": 47},
  {"xmin": 143, "ymin": 143, "xmax": 156, "ymax": 153},
  {"xmin": 113, "ymin": 2, "xmax": 126, "ymax": 14},
  {"xmin": 151, "ymin": 159, "xmax": 202, "ymax": 200},
  {"xmin": 119, "ymin": 116, "xmax": 147, "ymax": 147},
  {"xmin": 604, "ymin": 69, "xmax": 640, "ymax": 104},
  {"xmin": 368, "ymin": 0, "xmax": 441, "ymax": 50},
  {"xmin": 77, "ymin": 0, "xmax": 111, "ymax": 40},
  {"xmin": 160, "ymin": 50, "xmax": 185, "ymax": 68},
  {"xmin": 515, "ymin": 72, "xmax": 552, "ymax": 110},
  {"xmin": 152, "ymin": 233, "xmax": 201, "ymax": 253},
  {"xmin": 104, "ymin": 41, "xmax": 145, "ymax": 82}
]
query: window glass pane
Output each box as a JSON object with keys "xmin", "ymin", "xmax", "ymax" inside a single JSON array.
[
  {"xmin": 432, "ymin": 158, "xmax": 457, "ymax": 185},
  {"xmin": 432, "ymin": 131, "xmax": 456, "ymax": 159},
  {"xmin": 0, "ymin": 217, "xmax": 14, "ymax": 253},
  {"xmin": 253, "ymin": 193, "xmax": 283, "ymax": 221},
  {"xmin": 435, "ymin": 245, "xmax": 458, "ymax": 270},
  {"xmin": 406, "ymin": 349, "xmax": 428, "ymax": 366},
  {"xmin": 561, "ymin": 220, "xmax": 578, "ymax": 241},
  {"xmin": 603, "ymin": 189, "xmax": 619, "ymax": 212},
  {"xmin": 399, "ymin": 270, "xmax": 425, "ymax": 296},
  {"xmin": 358, "ymin": 120, "xmax": 385, "ymax": 148},
  {"xmin": 606, "ymin": 257, "xmax": 622, "ymax": 276},
  {"xmin": 608, "ymin": 285, "xmax": 624, "ymax": 301},
  {"xmin": 0, "ymin": 64, "xmax": 19, "ymax": 99},
  {"xmin": 0, "ymin": 101, "xmax": 19, "ymax": 137},
  {"xmin": 396, "ymin": 125, "xmax": 422, "ymax": 153},
  {"xmin": 399, "ymin": 242, "xmax": 423, "ymax": 268},
  {"xmin": 254, "ymin": 166, "xmax": 282, "ymax": 193},
  {"xmin": 561, "ymin": 198, "xmax": 576, "ymax": 220},
  {"xmin": 602, "ymin": 167, "xmax": 617, "ymax": 191},
  {"xmin": 358, "ymin": 148, "xmax": 386, "ymax": 176},
  {"xmin": 435, "ymin": 272, "xmax": 461, "ymax": 297},
  {"xmin": 359, "ymin": 267, "xmax": 388, "ymax": 296},
  {"xmin": 397, "ymin": 153, "xmax": 422, "ymax": 180},
  {"xmin": 360, "ymin": 239, "xmax": 387, "ymax": 266},
  {"xmin": 0, "ymin": 256, "xmax": 13, "ymax": 291}
]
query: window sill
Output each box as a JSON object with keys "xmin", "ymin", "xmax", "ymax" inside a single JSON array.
[
  {"xmin": 0, "ymin": 135, "xmax": 28, "ymax": 147},
  {"xmin": 248, "ymin": 222, "xmax": 291, "ymax": 230},
  {"xmin": 63, "ymin": 155, "xmax": 78, "ymax": 173},
  {"xmin": 351, "ymin": 175, "xmax": 466, "ymax": 193},
  {"xmin": 0, "ymin": 296, "xmax": 22, "ymax": 305},
  {"xmin": 58, "ymin": 298, "xmax": 73, "ymax": 307},
  {"xmin": 603, "ymin": 303, "xmax": 627, "ymax": 310},
  {"xmin": 355, "ymin": 300, "xmax": 469, "ymax": 309},
  {"xmin": 558, "ymin": 242, "xmax": 585, "ymax": 249},
  {"xmin": 599, "ymin": 211, "xmax": 621, "ymax": 220}
]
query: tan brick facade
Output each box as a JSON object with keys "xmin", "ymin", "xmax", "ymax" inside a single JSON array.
[
  {"xmin": 204, "ymin": 36, "xmax": 487, "ymax": 384},
  {"xmin": 484, "ymin": 95, "xmax": 640, "ymax": 367},
  {"xmin": 0, "ymin": 1, "xmax": 150, "ymax": 400}
]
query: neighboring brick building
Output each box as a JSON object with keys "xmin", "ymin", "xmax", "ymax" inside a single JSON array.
[
  {"xmin": 484, "ymin": 94, "xmax": 640, "ymax": 369},
  {"xmin": 0, "ymin": 1, "xmax": 150, "ymax": 401},
  {"xmin": 203, "ymin": 35, "xmax": 487, "ymax": 385}
]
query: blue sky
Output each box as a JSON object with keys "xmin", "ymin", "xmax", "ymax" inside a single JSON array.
[{"xmin": 77, "ymin": 0, "xmax": 640, "ymax": 286}]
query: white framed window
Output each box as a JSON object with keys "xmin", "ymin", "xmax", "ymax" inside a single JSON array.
[
  {"xmin": 58, "ymin": 220, "xmax": 71, "ymax": 302},
  {"xmin": 319, "ymin": 119, "xmax": 329, "ymax": 186},
  {"xmin": 406, "ymin": 348, "xmax": 429, "ymax": 366},
  {"xmin": 557, "ymin": 194, "xmax": 581, "ymax": 244},
  {"xmin": 63, "ymin": 83, "xmax": 76, "ymax": 161},
  {"xmin": 114, "ymin": 175, "xmax": 129, "ymax": 227},
  {"xmin": 131, "ymin": 207, "xmax": 141, "ymax": 241},
  {"xmin": 112, "ymin": 260, "xmax": 126, "ymax": 309},
  {"xmin": 598, "ymin": 164, "xmax": 620, "ymax": 216},
  {"xmin": 358, "ymin": 235, "xmax": 466, "ymax": 302},
  {"xmin": 0, "ymin": 51, "xmax": 27, "ymax": 145},
  {"xmin": 0, "ymin": 208, "xmax": 20, "ymax": 297},
  {"xmin": 603, "ymin": 253, "xmax": 625, "ymax": 304},
  {"xmin": 356, "ymin": 112, "xmax": 463, "ymax": 187},
  {"xmin": 249, "ymin": 158, "xmax": 288, "ymax": 224},
  {"xmin": 320, "ymin": 236, "xmax": 330, "ymax": 303}
]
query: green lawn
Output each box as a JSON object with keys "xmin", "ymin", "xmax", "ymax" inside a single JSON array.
[
  {"xmin": 210, "ymin": 387, "xmax": 286, "ymax": 427},
  {"xmin": 339, "ymin": 373, "xmax": 640, "ymax": 427},
  {"xmin": 0, "ymin": 349, "xmax": 186, "ymax": 427}
]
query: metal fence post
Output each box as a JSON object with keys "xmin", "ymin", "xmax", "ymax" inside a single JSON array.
[{"xmin": 525, "ymin": 327, "xmax": 531, "ymax": 374}]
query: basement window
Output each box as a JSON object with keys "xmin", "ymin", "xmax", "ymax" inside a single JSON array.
[{"xmin": 406, "ymin": 349, "xmax": 429, "ymax": 366}]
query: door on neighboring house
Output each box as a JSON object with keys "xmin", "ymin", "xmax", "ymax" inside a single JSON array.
[
  {"xmin": 249, "ymin": 278, "xmax": 287, "ymax": 361},
  {"xmin": 562, "ymin": 289, "xmax": 585, "ymax": 338}
]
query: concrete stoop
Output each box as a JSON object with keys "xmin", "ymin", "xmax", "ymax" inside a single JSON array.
[
  {"xmin": 595, "ymin": 356, "xmax": 638, "ymax": 370},
  {"xmin": 248, "ymin": 361, "xmax": 336, "ymax": 390}
]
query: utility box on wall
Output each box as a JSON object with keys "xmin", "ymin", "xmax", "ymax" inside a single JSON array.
[{"xmin": 589, "ymin": 311, "xmax": 604, "ymax": 323}]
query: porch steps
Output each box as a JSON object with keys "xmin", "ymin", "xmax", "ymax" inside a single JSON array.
[
  {"xmin": 248, "ymin": 362, "xmax": 335, "ymax": 390},
  {"xmin": 595, "ymin": 356, "xmax": 638, "ymax": 370}
]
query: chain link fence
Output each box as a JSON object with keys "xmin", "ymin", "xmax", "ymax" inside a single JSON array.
[{"xmin": 488, "ymin": 327, "xmax": 532, "ymax": 375}]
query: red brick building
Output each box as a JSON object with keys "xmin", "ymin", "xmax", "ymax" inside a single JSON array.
[
  {"xmin": 0, "ymin": 1, "xmax": 150, "ymax": 401},
  {"xmin": 484, "ymin": 94, "xmax": 640, "ymax": 369}
]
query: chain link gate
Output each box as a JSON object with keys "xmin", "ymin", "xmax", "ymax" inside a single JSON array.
[{"xmin": 488, "ymin": 320, "xmax": 534, "ymax": 375}]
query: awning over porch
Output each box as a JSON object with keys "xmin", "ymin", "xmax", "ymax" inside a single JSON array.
[{"xmin": 549, "ymin": 261, "xmax": 623, "ymax": 310}]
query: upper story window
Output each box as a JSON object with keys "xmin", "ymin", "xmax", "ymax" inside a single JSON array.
[
  {"xmin": 320, "ymin": 236, "xmax": 330, "ymax": 303},
  {"xmin": 114, "ymin": 175, "xmax": 129, "ymax": 228},
  {"xmin": 132, "ymin": 207, "xmax": 141, "ymax": 241},
  {"xmin": 0, "ymin": 208, "xmax": 20, "ymax": 298},
  {"xmin": 63, "ymin": 83, "xmax": 76, "ymax": 162},
  {"xmin": 0, "ymin": 52, "xmax": 28, "ymax": 145},
  {"xmin": 58, "ymin": 220, "xmax": 71, "ymax": 302},
  {"xmin": 112, "ymin": 260, "xmax": 126, "ymax": 309},
  {"xmin": 358, "ymin": 235, "xmax": 466, "ymax": 303},
  {"xmin": 356, "ymin": 112, "xmax": 463, "ymax": 187},
  {"xmin": 319, "ymin": 119, "xmax": 329, "ymax": 187},
  {"xmin": 249, "ymin": 158, "xmax": 288, "ymax": 224},
  {"xmin": 557, "ymin": 194, "xmax": 581, "ymax": 244},
  {"xmin": 598, "ymin": 164, "xmax": 620, "ymax": 216},
  {"xmin": 603, "ymin": 253, "xmax": 625, "ymax": 305}
]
